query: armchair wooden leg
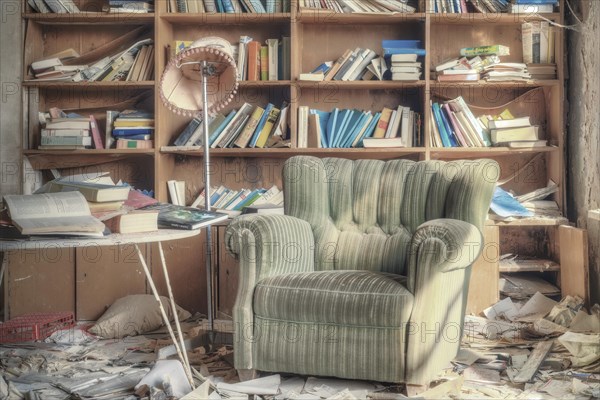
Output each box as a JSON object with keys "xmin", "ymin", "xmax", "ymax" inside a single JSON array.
[
  {"xmin": 237, "ymin": 369, "xmax": 258, "ymax": 381},
  {"xmin": 405, "ymin": 384, "xmax": 429, "ymax": 397}
]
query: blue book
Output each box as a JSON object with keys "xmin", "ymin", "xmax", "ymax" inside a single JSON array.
[
  {"xmin": 356, "ymin": 113, "xmax": 381, "ymax": 147},
  {"xmin": 325, "ymin": 108, "xmax": 339, "ymax": 149},
  {"xmin": 216, "ymin": 0, "xmax": 224, "ymax": 12},
  {"xmin": 514, "ymin": 0, "xmax": 557, "ymax": 3},
  {"xmin": 383, "ymin": 48, "xmax": 427, "ymax": 57},
  {"xmin": 209, "ymin": 110, "xmax": 236, "ymax": 146},
  {"xmin": 233, "ymin": 189, "xmax": 263, "ymax": 210},
  {"xmin": 490, "ymin": 187, "xmax": 534, "ymax": 218},
  {"xmin": 248, "ymin": 0, "xmax": 266, "ymax": 12},
  {"xmin": 331, "ymin": 109, "xmax": 352, "ymax": 148},
  {"xmin": 438, "ymin": 105, "xmax": 458, "ymax": 147},
  {"xmin": 221, "ymin": 0, "xmax": 235, "ymax": 12},
  {"xmin": 337, "ymin": 109, "xmax": 363, "ymax": 148},
  {"xmin": 342, "ymin": 111, "xmax": 370, "ymax": 148},
  {"xmin": 249, "ymin": 103, "xmax": 274, "ymax": 148},
  {"xmin": 431, "ymin": 103, "xmax": 452, "ymax": 148},
  {"xmin": 381, "ymin": 40, "xmax": 422, "ymax": 49},
  {"xmin": 112, "ymin": 128, "xmax": 154, "ymax": 136},
  {"xmin": 120, "ymin": 133, "xmax": 152, "ymax": 140}
]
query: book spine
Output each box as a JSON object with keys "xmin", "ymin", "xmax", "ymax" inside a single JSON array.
[
  {"xmin": 89, "ymin": 115, "xmax": 104, "ymax": 149},
  {"xmin": 459, "ymin": 45, "xmax": 508, "ymax": 57},
  {"xmin": 260, "ymin": 46, "xmax": 269, "ymax": 81},
  {"xmin": 40, "ymin": 136, "xmax": 91, "ymax": 146},
  {"xmin": 373, "ymin": 108, "xmax": 393, "ymax": 138},
  {"xmin": 266, "ymin": 39, "xmax": 279, "ymax": 81}
]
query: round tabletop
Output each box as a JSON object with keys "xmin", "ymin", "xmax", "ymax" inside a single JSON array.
[{"xmin": 0, "ymin": 228, "xmax": 202, "ymax": 252}]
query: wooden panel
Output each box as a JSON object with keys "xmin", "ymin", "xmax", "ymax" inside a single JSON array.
[
  {"xmin": 466, "ymin": 226, "xmax": 499, "ymax": 315},
  {"xmin": 558, "ymin": 225, "xmax": 589, "ymax": 303},
  {"xmin": 5, "ymin": 249, "xmax": 75, "ymax": 319},
  {"xmin": 150, "ymin": 233, "xmax": 208, "ymax": 315},
  {"xmin": 75, "ymin": 244, "xmax": 147, "ymax": 320},
  {"xmin": 216, "ymin": 225, "xmax": 239, "ymax": 320}
]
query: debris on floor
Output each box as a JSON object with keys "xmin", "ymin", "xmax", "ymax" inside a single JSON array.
[{"xmin": 1, "ymin": 294, "xmax": 599, "ymax": 399}]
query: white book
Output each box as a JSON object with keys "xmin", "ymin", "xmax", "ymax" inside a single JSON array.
[
  {"xmin": 384, "ymin": 110, "xmax": 398, "ymax": 138},
  {"xmin": 348, "ymin": 49, "xmax": 377, "ymax": 81},
  {"xmin": 266, "ymin": 38, "xmax": 279, "ymax": 81},
  {"xmin": 167, "ymin": 180, "xmax": 180, "ymax": 205},
  {"xmin": 399, "ymin": 107, "xmax": 411, "ymax": 147}
]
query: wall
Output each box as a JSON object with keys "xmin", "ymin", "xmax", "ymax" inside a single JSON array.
[
  {"xmin": 567, "ymin": 0, "xmax": 600, "ymax": 305},
  {"xmin": 0, "ymin": 0, "xmax": 22, "ymax": 197}
]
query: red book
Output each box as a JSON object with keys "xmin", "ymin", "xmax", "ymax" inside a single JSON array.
[
  {"xmin": 247, "ymin": 41, "xmax": 261, "ymax": 81},
  {"xmin": 89, "ymin": 115, "xmax": 104, "ymax": 149}
]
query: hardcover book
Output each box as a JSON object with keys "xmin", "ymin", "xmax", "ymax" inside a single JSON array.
[{"xmin": 140, "ymin": 203, "xmax": 228, "ymax": 230}]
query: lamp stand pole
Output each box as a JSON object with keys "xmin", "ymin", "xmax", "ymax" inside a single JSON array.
[{"xmin": 201, "ymin": 60, "xmax": 215, "ymax": 333}]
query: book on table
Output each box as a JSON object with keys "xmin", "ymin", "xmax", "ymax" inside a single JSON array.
[
  {"xmin": 104, "ymin": 210, "xmax": 159, "ymax": 234},
  {"xmin": 47, "ymin": 178, "xmax": 131, "ymax": 202},
  {"xmin": 140, "ymin": 203, "xmax": 228, "ymax": 230},
  {"xmin": 2, "ymin": 191, "xmax": 105, "ymax": 236}
]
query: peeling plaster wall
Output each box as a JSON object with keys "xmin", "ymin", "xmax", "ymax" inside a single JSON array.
[
  {"xmin": 0, "ymin": 1, "xmax": 22, "ymax": 198},
  {"xmin": 567, "ymin": 0, "xmax": 600, "ymax": 304}
]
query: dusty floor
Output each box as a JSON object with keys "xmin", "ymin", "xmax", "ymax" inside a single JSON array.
[{"xmin": 1, "ymin": 295, "xmax": 599, "ymax": 399}]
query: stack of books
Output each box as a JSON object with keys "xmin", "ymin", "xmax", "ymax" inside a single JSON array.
[
  {"xmin": 171, "ymin": 0, "xmax": 292, "ymax": 13},
  {"xmin": 482, "ymin": 63, "xmax": 531, "ymax": 81},
  {"xmin": 383, "ymin": 40, "xmax": 425, "ymax": 81},
  {"xmin": 482, "ymin": 113, "xmax": 543, "ymax": 147},
  {"xmin": 435, "ymin": 55, "xmax": 500, "ymax": 81},
  {"xmin": 430, "ymin": 97, "xmax": 492, "ymax": 148},
  {"xmin": 191, "ymin": 185, "xmax": 284, "ymax": 217},
  {"xmin": 39, "ymin": 117, "xmax": 93, "ymax": 150},
  {"xmin": 299, "ymin": 0, "xmax": 416, "ymax": 13},
  {"xmin": 172, "ymin": 102, "xmax": 290, "ymax": 149},
  {"xmin": 509, "ymin": 0, "xmax": 558, "ymax": 14},
  {"xmin": 296, "ymin": 105, "xmax": 421, "ymax": 149},
  {"xmin": 527, "ymin": 63, "xmax": 557, "ymax": 79},
  {"xmin": 111, "ymin": 110, "xmax": 155, "ymax": 149},
  {"xmin": 236, "ymin": 36, "xmax": 291, "ymax": 81},
  {"xmin": 27, "ymin": 0, "xmax": 79, "ymax": 13},
  {"xmin": 29, "ymin": 36, "xmax": 153, "ymax": 82},
  {"xmin": 104, "ymin": 0, "xmax": 154, "ymax": 13}
]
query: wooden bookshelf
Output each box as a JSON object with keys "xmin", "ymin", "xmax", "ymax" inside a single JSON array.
[{"xmin": 18, "ymin": 0, "xmax": 583, "ymax": 317}]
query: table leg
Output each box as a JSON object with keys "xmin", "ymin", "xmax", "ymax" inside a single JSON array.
[{"xmin": 134, "ymin": 243, "xmax": 195, "ymax": 388}]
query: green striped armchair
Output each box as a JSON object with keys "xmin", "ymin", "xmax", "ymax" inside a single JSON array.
[{"xmin": 225, "ymin": 156, "xmax": 498, "ymax": 384}]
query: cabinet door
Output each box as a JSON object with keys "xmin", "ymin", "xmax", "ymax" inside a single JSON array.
[
  {"xmin": 4, "ymin": 248, "xmax": 75, "ymax": 319},
  {"xmin": 559, "ymin": 226, "xmax": 589, "ymax": 303},
  {"xmin": 216, "ymin": 225, "xmax": 239, "ymax": 320},
  {"xmin": 466, "ymin": 226, "xmax": 500, "ymax": 315},
  {"xmin": 76, "ymin": 244, "xmax": 147, "ymax": 321}
]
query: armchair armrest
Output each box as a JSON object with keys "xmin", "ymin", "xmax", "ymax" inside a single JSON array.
[
  {"xmin": 405, "ymin": 218, "xmax": 483, "ymax": 384},
  {"xmin": 407, "ymin": 218, "xmax": 483, "ymax": 292},
  {"xmin": 225, "ymin": 214, "xmax": 315, "ymax": 370}
]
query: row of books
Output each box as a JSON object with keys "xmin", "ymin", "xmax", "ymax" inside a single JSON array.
[
  {"xmin": 170, "ymin": 0, "xmax": 291, "ymax": 13},
  {"xmin": 300, "ymin": 41, "xmax": 425, "ymax": 82},
  {"xmin": 522, "ymin": 21, "xmax": 557, "ymax": 65},
  {"xmin": 430, "ymin": 96, "xmax": 544, "ymax": 148},
  {"xmin": 27, "ymin": 0, "xmax": 78, "ymax": 13},
  {"xmin": 237, "ymin": 36, "xmax": 291, "ymax": 81},
  {"xmin": 297, "ymin": 105, "xmax": 421, "ymax": 149},
  {"xmin": 29, "ymin": 38, "xmax": 154, "ymax": 82},
  {"xmin": 173, "ymin": 102, "xmax": 289, "ymax": 148},
  {"xmin": 299, "ymin": 0, "xmax": 416, "ymax": 13},
  {"xmin": 430, "ymin": 0, "xmax": 557, "ymax": 13},
  {"xmin": 192, "ymin": 185, "xmax": 284, "ymax": 217}
]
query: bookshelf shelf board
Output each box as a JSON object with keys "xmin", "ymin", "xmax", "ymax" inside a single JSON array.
[
  {"xmin": 161, "ymin": 146, "xmax": 426, "ymax": 159},
  {"xmin": 24, "ymin": 149, "xmax": 155, "ymax": 156},
  {"xmin": 430, "ymin": 80, "xmax": 560, "ymax": 88},
  {"xmin": 486, "ymin": 217, "xmax": 569, "ymax": 227},
  {"xmin": 428, "ymin": 13, "xmax": 562, "ymax": 25},
  {"xmin": 23, "ymin": 12, "xmax": 155, "ymax": 24},
  {"xmin": 21, "ymin": 81, "xmax": 155, "ymax": 89},
  {"xmin": 498, "ymin": 259, "xmax": 560, "ymax": 273},
  {"xmin": 429, "ymin": 146, "xmax": 559, "ymax": 158},
  {"xmin": 296, "ymin": 81, "xmax": 426, "ymax": 89},
  {"xmin": 297, "ymin": 10, "xmax": 426, "ymax": 24},
  {"xmin": 239, "ymin": 80, "xmax": 293, "ymax": 88},
  {"xmin": 161, "ymin": 13, "xmax": 291, "ymax": 24}
]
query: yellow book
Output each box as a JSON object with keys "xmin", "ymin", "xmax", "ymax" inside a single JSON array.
[
  {"xmin": 233, "ymin": 106, "xmax": 265, "ymax": 148},
  {"xmin": 372, "ymin": 107, "xmax": 393, "ymax": 138},
  {"xmin": 260, "ymin": 46, "xmax": 269, "ymax": 81},
  {"xmin": 114, "ymin": 119, "xmax": 155, "ymax": 127},
  {"xmin": 256, "ymin": 107, "xmax": 281, "ymax": 148}
]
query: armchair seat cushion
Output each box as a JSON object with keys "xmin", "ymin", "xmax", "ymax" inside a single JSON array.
[{"xmin": 254, "ymin": 270, "xmax": 414, "ymax": 327}]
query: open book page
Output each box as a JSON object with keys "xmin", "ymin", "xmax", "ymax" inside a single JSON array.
[
  {"xmin": 4, "ymin": 191, "xmax": 91, "ymax": 220},
  {"xmin": 14, "ymin": 215, "xmax": 106, "ymax": 235}
]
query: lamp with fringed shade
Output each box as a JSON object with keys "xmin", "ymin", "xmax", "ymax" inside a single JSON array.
[{"xmin": 159, "ymin": 37, "xmax": 239, "ymax": 337}]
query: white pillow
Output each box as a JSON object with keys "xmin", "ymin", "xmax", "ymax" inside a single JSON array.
[{"xmin": 89, "ymin": 294, "xmax": 191, "ymax": 339}]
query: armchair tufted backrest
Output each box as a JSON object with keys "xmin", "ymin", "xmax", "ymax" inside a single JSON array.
[{"xmin": 283, "ymin": 156, "xmax": 498, "ymax": 274}]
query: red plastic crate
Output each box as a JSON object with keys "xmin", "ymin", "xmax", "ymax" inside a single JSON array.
[{"xmin": 0, "ymin": 312, "xmax": 75, "ymax": 343}]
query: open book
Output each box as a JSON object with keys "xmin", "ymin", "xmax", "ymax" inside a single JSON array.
[{"xmin": 3, "ymin": 191, "xmax": 106, "ymax": 236}]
